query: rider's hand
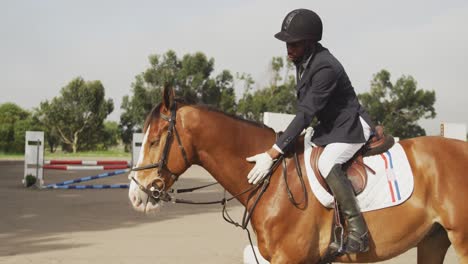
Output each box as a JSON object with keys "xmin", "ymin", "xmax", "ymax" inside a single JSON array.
[{"xmin": 246, "ymin": 152, "xmax": 275, "ymax": 184}]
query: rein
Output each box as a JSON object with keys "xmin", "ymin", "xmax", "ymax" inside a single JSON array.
[{"xmin": 130, "ymin": 103, "xmax": 308, "ymax": 264}]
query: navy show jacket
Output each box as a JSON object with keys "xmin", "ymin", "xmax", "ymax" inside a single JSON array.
[{"xmin": 275, "ymin": 43, "xmax": 373, "ymax": 151}]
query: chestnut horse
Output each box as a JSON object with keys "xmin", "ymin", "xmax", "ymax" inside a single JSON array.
[{"xmin": 128, "ymin": 88, "xmax": 468, "ymax": 264}]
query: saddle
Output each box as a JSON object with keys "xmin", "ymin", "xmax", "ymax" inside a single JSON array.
[{"xmin": 311, "ymin": 125, "xmax": 395, "ymax": 195}]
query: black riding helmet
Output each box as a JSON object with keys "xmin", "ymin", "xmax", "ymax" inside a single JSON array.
[{"xmin": 274, "ymin": 9, "xmax": 322, "ymax": 43}]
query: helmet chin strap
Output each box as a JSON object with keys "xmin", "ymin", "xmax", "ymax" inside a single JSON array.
[{"xmin": 293, "ymin": 41, "xmax": 316, "ymax": 66}]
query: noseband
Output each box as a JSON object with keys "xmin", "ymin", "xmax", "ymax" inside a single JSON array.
[{"xmin": 130, "ymin": 102, "xmax": 190, "ymax": 201}]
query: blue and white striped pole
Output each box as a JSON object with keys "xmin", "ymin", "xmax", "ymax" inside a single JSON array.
[
  {"xmin": 51, "ymin": 184, "xmax": 129, "ymax": 189},
  {"xmin": 43, "ymin": 169, "xmax": 130, "ymax": 189}
]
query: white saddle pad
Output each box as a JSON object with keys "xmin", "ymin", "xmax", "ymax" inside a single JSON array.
[{"xmin": 304, "ymin": 133, "xmax": 414, "ymax": 212}]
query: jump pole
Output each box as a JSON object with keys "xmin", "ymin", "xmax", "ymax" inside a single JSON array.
[
  {"xmin": 51, "ymin": 184, "xmax": 129, "ymax": 189},
  {"xmin": 42, "ymin": 164, "xmax": 130, "ymax": 170},
  {"xmin": 43, "ymin": 169, "xmax": 130, "ymax": 189},
  {"xmin": 44, "ymin": 160, "xmax": 130, "ymax": 165}
]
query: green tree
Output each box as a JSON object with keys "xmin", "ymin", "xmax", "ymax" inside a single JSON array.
[
  {"xmin": 102, "ymin": 121, "xmax": 120, "ymax": 148},
  {"xmin": 237, "ymin": 56, "xmax": 296, "ymax": 121},
  {"xmin": 35, "ymin": 77, "xmax": 114, "ymax": 153},
  {"xmin": 13, "ymin": 117, "xmax": 37, "ymax": 153},
  {"xmin": 358, "ymin": 69, "xmax": 436, "ymax": 139},
  {"xmin": 77, "ymin": 120, "xmax": 120, "ymax": 151},
  {"xmin": 120, "ymin": 50, "xmax": 236, "ymax": 148},
  {"xmin": 31, "ymin": 107, "xmax": 60, "ymax": 153},
  {"xmin": 0, "ymin": 103, "xmax": 37, "ymax": 153}
]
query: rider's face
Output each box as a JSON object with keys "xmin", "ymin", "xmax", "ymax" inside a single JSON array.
[{"xmin": 286, "ymin": 40, "xmax": 307, "ymax": 64}]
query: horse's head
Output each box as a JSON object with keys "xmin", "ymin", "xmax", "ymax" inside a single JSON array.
[{"xmin": 128, "ymin": 87, "xmax": 195, "ymax": 213}]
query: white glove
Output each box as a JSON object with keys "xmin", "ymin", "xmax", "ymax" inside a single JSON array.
[
  {"xmin": 304, "ymin": 127, "xmax": 314, "ymax": 137},
  {"xmin": 246, "ymin": 152, "xmax": 275, "ymax": 184}
]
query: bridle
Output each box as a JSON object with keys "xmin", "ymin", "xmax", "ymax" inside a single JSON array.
[
  {"xmin": 130, "ymin": 102, "xmax": 190, "ymax": 201},
  {"xmin": 129, "ymin": 102, "xmax": 257, "ymax": 205}
]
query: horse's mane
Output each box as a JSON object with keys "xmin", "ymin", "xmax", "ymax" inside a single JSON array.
[
  {"xmin": 143, "ymin": 103, "xmax": 162, "ymax": 133},
  {"xmin": 143, "ymin": 98, "xmax": 273, "ymax": 132}
]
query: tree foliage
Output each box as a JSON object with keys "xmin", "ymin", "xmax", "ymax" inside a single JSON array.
[
  {"xmin": 358, "ymin": 69, "xmax": 436, "ymax": 139},
  {"xmin": 120, "ymin": 50, "xmax": 236, "ymax": 148},
  {"xmin": 32, "ymin": 106, "xmax": 61, "ymax": 153},
  {"xmin": 35, "ymin": 77, "xmax": 114, "ymax": 153},
  {"xmin": 237, "ymin": 56, "xmax": 296, "ymax": 121},
  {"xmin": 76, "ymin": 120, "xmax": 120, "ymax": 151},
  {"xmin": 0, "ymin": 103, "xmax": 38, "ymax": 153}
]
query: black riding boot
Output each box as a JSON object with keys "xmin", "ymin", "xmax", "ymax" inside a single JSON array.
[{"xmin": 325, "ymin": 164, "xmax": 369, "ymax": 253}]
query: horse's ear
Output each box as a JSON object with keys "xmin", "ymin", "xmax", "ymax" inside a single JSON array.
[{"xmin": 162, "ymin": 85, "xmax": 175, "ymax": 110}]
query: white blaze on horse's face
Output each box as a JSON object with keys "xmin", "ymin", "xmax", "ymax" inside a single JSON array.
[{"xmin": 128, "ymin": 125, "xmax": 162, "ymax": 213}]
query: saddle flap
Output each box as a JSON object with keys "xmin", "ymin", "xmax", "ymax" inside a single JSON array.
[
  {"xmin": 310, "ymin": 147, "xmax": 368, "ymax": 195},
  {"xmin": 310, "ymin": 146, "xmax": 328, "ymax": 192},
  {"xmin": 343, "ymin": 156, "xmax": 367, "ymax": 194}
]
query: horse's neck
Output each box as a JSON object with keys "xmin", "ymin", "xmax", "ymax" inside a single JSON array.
[
  {"xmin": 190, "ymin": 108, "xmax": 275, "ymax": 206},
  {"xmin": 181, "ymin": 107, "xmax": 339, "ymax": 258}
]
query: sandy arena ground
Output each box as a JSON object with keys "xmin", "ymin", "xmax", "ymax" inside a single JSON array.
[{"xmin": 0, "ymin": 160, "xmax": 458, "ymax": 263}]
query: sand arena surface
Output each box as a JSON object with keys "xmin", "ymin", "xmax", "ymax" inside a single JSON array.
[{"xmin": 0, "ymin": 161, "xmax": 458, "ymax": 263}]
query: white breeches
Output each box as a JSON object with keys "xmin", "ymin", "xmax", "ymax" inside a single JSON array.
[{"xmin": 318, "ymin": 117, "xmax": 372, "ymax": 177}]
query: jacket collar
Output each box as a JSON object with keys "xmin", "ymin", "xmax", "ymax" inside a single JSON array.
[{"xmin": 296, "ymin": 43, "xmax": 322, "ymax": 88}]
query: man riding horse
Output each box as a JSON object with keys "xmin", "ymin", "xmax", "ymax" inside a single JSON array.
[{"xmin": 246, "ymin": 8, "xmax": 373, "ymax": 254}]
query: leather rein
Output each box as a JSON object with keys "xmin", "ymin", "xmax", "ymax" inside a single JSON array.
[{"xmin": 130, "ymin": 103, "xmax": 308, "ymax": 264}]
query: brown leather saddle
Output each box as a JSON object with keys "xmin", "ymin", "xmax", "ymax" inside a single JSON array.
[{"xmin": 311, "ymin": 125, "xmax": 395, "ymax": 195}]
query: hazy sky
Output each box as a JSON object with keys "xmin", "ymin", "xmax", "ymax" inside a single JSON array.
[{"xmin": 1, "ymin": 0, "xmax": 467, "ymax": 135}]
